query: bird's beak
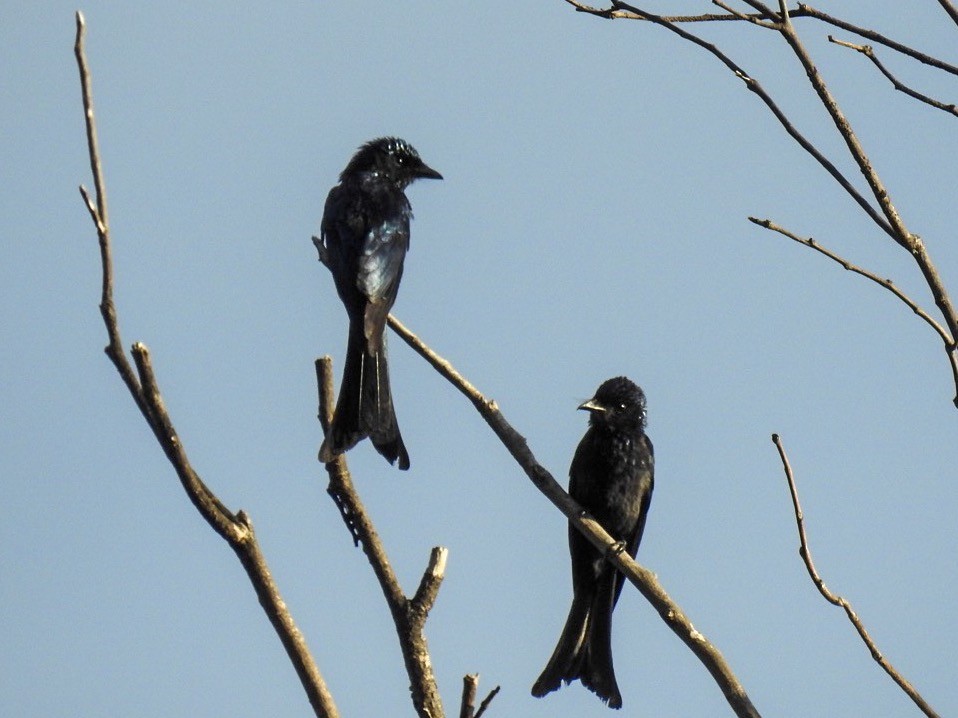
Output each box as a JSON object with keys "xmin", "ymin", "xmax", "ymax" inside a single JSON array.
[
  {"xmin": 578, "ymin": 398, "xmax": 606, "ymax": 413},
  {"xmin": 416, "ymin": 163, "xmax": 443, "ymax": 180}
]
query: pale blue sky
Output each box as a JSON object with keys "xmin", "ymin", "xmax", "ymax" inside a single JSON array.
[{"xmin": 2, "ymin": 3, "xmax": 956, "ymax": 716}]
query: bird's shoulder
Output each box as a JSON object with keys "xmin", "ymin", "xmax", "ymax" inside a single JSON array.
[{"xmin": 326, "ymin": 174, "xmax": 411, "ymax": 230}]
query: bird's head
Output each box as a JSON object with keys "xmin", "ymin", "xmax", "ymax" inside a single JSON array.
[
  {"xmin": 578, "ymin": 376, "xmax": 647, "ymax": 432},
  {"xmin": 340, "ymin": 137, "xmax": 443, "ymax": 187}
]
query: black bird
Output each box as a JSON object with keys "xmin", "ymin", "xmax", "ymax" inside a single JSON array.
[
  {"xmin": 532, "ymin": 376, "xmax": 654, "ymax": 709},
  {"xmin": 318, "ymin": 137, "xmax": 442, "ymax": 470}
]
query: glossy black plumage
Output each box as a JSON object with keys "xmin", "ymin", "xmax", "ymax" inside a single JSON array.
[
  {"xmin": 318, "ymin": 138, "xmax": 442, "ymax": 470},
  {"xmin": 532, "ymin": 377, "xmax": 654, "ymax": 709}
]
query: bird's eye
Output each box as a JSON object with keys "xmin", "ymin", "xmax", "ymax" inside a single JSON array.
[
  {"xmin": 619, "ymin": 403, "xmax": 627, "ymax": 410},
  {"xmin": 396, "ymin": 154, "xmax": 406, "ymax": 165}
]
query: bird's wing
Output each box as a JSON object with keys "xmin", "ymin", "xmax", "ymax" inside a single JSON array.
[
  {"xmin": 358, "ymin": 213, "xmax": 409, "ymax": 301},
  {"xmin": 321, "ymin": 185, "xmax": 368, "ymax": 312},
  {"xmin": 358, "ymin": 211, "xmax": 410, "ymax": 349},
  {"xmin": 568, "ymin": 429, "xmax": 608, "ymax": 590}
]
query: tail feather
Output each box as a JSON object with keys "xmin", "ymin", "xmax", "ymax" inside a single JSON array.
[
  {"xmin": 319, "ymin": 321, "xmax": 409, "ymax": 469},
  {"xmin": 579, "ymin": 574, "xmax": 622, "ymax": 708},
  {"xmin": 532, "ymin": 571, "xmax": 622, "ymax": 709}
]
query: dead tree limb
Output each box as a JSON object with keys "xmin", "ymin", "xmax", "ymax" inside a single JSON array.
[
  {"xmin": 772, "ymin": 435, "xmax": 941, "ymax": 718},
  {"xmin": 316, "ymin": 357, "xmax": 450, "ymax": 718},
  {"xmin": 74, "ymin": 12, "xmax": 337, "ymax": 717}
]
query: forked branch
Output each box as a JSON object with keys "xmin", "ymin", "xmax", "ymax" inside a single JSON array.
[
  {"xmin": 828, "ymin": 36, "xmax": 958, "ymax": 117},
  {"xmin": 316, "ymin": 357, "xmax": 451, "ymax": 718},
  {"xmin": 75, "ymin": 12, "xmax": 337, "ymax": 718},
  {"xmin": 459, "ymin": 674, "xmax": 500, "ymax": 718}
]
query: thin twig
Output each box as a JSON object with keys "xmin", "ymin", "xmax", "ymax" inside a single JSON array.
[
  {"xmin": 713, "ymin": 0, "xmax": 777, "ymax": 29},
  {"xmin": 749, "ymin": 217, "xmax": 958, "ymax": 400},
  {"xmin": 829, "ymin": 37, "xmax": 958, "ymax": 116},
  {"xmin": 316, "ymin": 357, "xmax": 447, "ymax": 718},
  {"xmin": 771, "ymin": 435, "xmax": 941, "ymax": 718},
  {"xmin": 474, "ymin": 684, "xmax": 500, "ymax": 718},
  {"xmin": 798, "ymin": 4, "xmax": 958, "ymax": 76},
  {"xmin": 565, "ymin": 0, "xmax": 752, "ymax": 22},
  {"xmin": 75, "ymin": 13, "xmax": 144, "ymax": 412},
  {"xmin": 75, "ymin": 13, "xmax": 337, "ymax": 717},
  {"xmin": 381, "ymin": 316, "xmax": 761, "ymax": 718},
  {"xmin": 75, "ymin": 12, "xmax": 108, "ymax": 229}
]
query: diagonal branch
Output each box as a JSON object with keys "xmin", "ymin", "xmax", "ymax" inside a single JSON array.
[
  {"xmin": 771, "ymin": 435, "xmax": 941, "ymax": 718},
  {"xmin": 749, "ymin": 217, "xmax": 958, "ymax": 401},
  {"xmin": 316, "ymin": 357, "xmax": 448, "ymax": 718},
  {"xmin": 829, "ymin": 36, "xmax": 958, "ymax": 117},
  {"xmin": 773, "ymin": 8, "xmax": 911, "ymax": 244},
  {"xmin": 713, "ymin": 0, "xmax": 777, "ymax": 28},
  {"xmin": 937, "ymin": 0, "xmax": 958, "ymax": 27},
  {"xmin": 382, "ymin": 315, "xmax": 762, "ymax": 718},
  {"xmin": 797, "ymin": 4, "xmax": 958, "ymax": 76},
  {"xmin": 605, "ymin": 1, "xmax": 895, "ymax": 237},
  {"xmin": 474, "ymin": 684, "xmax": 500, "ymax": 718},
  {"xmin": 75, "ymin": 12, "xmax": 337, "ymax": 717}
]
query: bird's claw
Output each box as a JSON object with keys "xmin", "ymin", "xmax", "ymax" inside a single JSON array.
[{"xmin": 606, "ymin": 539, "xmax": 627, "ymax": 558}]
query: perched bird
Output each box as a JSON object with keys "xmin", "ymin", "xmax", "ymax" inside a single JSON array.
[
  {"xmin": 532, "ymin": 376, "xmax": 654, "ymax": 709},
  {"xmin": 318, "ymin": 137, "xmax": 442, "ymax": 470}
]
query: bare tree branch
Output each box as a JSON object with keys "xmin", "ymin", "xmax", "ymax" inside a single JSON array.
[
  {"xmin": 798, "ymin": 4, "xmax": 958, "ymax": 76},
  {"xmin": 937, "ymin": 0, "xmax": 958, "ymax": 27},
  {"xmin": 601, "ymin": 1, "xmax": 897, "ymax": 237},
  {"xmin": 771, "ymin": 8, "xmax": 910, "ymax": 243},
  {"xmin": 74, "ymin": 12, "xmax": 337, "ymax": 717},
  {"xmin": 458, "ymin": 674, "xmax": 500, "ymax": 718},
  {"xmin": 711, "ymin": 0, "xmax": 774, "ymax": 27},
  {"xmin": 75, "ymin": 13, "xmax": 108, "ymax": 231},
  {"xmin": 737, "ymin": 0, "xmax": 779, "ymax": 22},
  {"xmin": 568, "ymin": 1, "xmax": 958, "ymax": 76},
  {"xmin": 771, "ymin": 435, "xmax": 941, "ymax": 718},
  {"xmin": 565, "ymin": 0, "xmax": 753, "ymax": 22},
  {"xmin": 749, "ymin": 217, "xmax": 958, "ymax": 400},
  {"xmin": 316, "ymin": 357, "xmax": 448, "ymax": 718},
  {"xmin": 829, "ymin": 36, "xmax": 958, "ymax": 116},
  {"xmin": 473, "ymin": 684, "xmax": 500, "ymax": 718},
  {"xmin": 459, "ymin": 674, "xmax": 478, "ymax": 718},
  {"xmin": 378, "ymin": 315, "xmax": 762, "ymax": 718},
  {"xmin": 567, "ymin": 1, "xmax": 958, "ymax": 408}
]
